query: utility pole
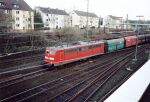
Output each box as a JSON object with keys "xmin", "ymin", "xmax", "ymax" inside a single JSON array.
[
  {"xmin": 30, "ymin": 11, "xmax": 34, "ymax": 49},
  {"xmin": 107, "ymin": 23, "xmax": 109, "ymax": 33},
  {"xmin": 126, "ymin": 14, "xmax": 128, "ymax": 30},
  {"xmin": 99, "ymin": 16, "xmax": 101, "ymax": 35},
  {"xmin": 86, "ymin": 0, "xmax": 89, "ymax": 39},
  {"xmin": 133, "ymin": 21, "xmax": 138, "ymax": 61}
]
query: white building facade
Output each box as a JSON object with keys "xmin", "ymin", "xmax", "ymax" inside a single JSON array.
[
  {"xmin": 11, "ymin": 10, "xmax": 34, "ymax": 31},
  {"xmin": 35, "ymin": 7, "xmax": 70, "ymax": 31},
  {"xmin": 103, "ymin": 15, "xmax": 123, "ymax": 29},
  {"xmin": 70, "ymin": 10, "xmax": 99, "ymax": 28},
  {"xmin": 0, "ymin": 0, "xmax": 34, "ymax": 32}
]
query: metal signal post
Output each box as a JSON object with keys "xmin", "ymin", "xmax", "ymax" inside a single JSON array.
[
  {"xmin": 134, "ymin": 15, "xmax": 144, "ymax": 61},
  {"xmin": 86, "ymin": 0, "xmax": 89, "ymax": 38}
]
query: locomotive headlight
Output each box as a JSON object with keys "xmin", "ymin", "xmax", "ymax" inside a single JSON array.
[
  {"xmin": 50, "ymin": 58, "xmax": 54, "ymax": 60},
  {"xmin": 45, "ymin": 56, "xmax": 49, "ymax": 59}
]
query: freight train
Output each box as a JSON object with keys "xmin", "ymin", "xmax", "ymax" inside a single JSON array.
[{"xmin": 44, "ymin": 34, "xmax": 150, "ymax": 67}]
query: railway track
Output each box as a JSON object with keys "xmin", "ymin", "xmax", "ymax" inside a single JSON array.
[
  {"xmin": 48, "ymin": 52, "xmax": 134, "ymax": 102},
  {"xmin": 0, "ymin": 63, "xmax": 46, "ymax": 80},
  {"xmin": 0, "ymin": 48, "xmax": 44, "ymax": 69},
  {"xmin": 0, "ymin": 48, "xmax": 132, "ymax": 100},
  {"xmin": 0, "ymin": 67, "xmax": 48, "ymax": 88},
  {"xmin": 0, "ymin": 44, "xmax": 149, "ymax": 102},
  {"xmin": 98, "ymin": 52, "xmax": 148, "ymax": 102},
  {"xmin": 0, "ymin": 45, "xmax": 134, "ymax": 81},
  {"xmin": 0, "ymin": 54, "xmax": 44, "ymax": 70},
  {"xmin": 0, "ymin": 48, "xmax": 44, "ymax": 60},
  {"xmin": 0, "ymin": 53, "xmax": 44, "ymax": 80},
  {"xmin": 0, "ymin": 55, "xmax": 129, "ymax": 102},
  {"xmin": 46, "ymin": 44, "xmax": 149, "ymax": 102},
  {"xmin": 0, "ymin": 46, "xmax": 139, "ymax": 101}
]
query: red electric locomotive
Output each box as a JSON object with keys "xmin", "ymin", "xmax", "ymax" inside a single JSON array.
[
  {"xmin": 45, "ymin": 41, "xmax": 104, "ymax": 66},
  {"xmin": 44, "ymin": 34, "xmax": 150, "ymax": 67}
]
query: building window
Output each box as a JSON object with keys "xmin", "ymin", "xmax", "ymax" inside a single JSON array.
[
  {"xmin": 0, "ymin": 2, "xmax": 5, "ymax": 7},
  {"xmin": 29, "ymin": 11, "xmax": 31, "ymax": 15},
  {"xmin": 13, "ymin": 4, "xmax": 19, "ymax": 8},
  {"xmin": 28, "ymin": 18, "xmax": 31, "ymax": 21},
  {"xmin": 5, "ymin": 10, "xmax": 9, "ymax": 14},
  {"xmin": 16, "ymin": 24, "xmax": 20, "ymax": 27},
  {"xmin": 28, "ymin": 24, "xmax": 31, "ymax": 28},
  {"xmin": 16, "ymin": 17, "xmax": 19, "ymax": 21},
  {"xmin": 16, "ymin": 11, "xmax": 19, "ymax": 14},
  {"xmin": 56, "ymin": 25, "xmax": 58, "ymax": 29}
]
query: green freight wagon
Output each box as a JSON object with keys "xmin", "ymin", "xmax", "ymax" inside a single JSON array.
[{"xmin": 104, "ymin": 38, "xmax": 125, "ymax": 53}]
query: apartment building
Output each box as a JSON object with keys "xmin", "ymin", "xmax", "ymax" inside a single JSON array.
[
  {"xmin": 103, "ymin": 15, "xmax": 123, "ymax": 29},
  {"xmin": 70, "ymin": 10, "xmax": 99, "ymax": 28},
  {"xmin": 35, "ymin": 7, "xmax": 70, "ymax": 31},
  {"xmin": 0, "ymin": 0, "xmax": 34, "ymax": 32}
]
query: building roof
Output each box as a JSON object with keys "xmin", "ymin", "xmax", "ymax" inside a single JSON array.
[
  {"xmin": 0, "ymin": 0, "xmax": 32, "ymax": 11},
  {"xmin": 46, "ymin": 40, "xmax": 103, "ymax": 50},
  {"xmin": 74, "ymin": 10, "xmax": 98, "ymax": 18},
  {"xmin": 38, "ymin": 7, "xmax": 69, "ymax": 16},
  {"xmin": 108, "ymin": 15, "xmax": 122, "ymax": 20}
]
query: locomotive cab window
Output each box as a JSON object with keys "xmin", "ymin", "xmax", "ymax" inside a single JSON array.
[{"xmin": 50, "ymin": 50, "xmax": 55, "ymax": 54}]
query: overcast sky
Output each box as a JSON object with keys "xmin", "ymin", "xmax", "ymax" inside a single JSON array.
[{"xmin": 25, "ymin": 0, "xmax": 150, "ymax": 20}]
